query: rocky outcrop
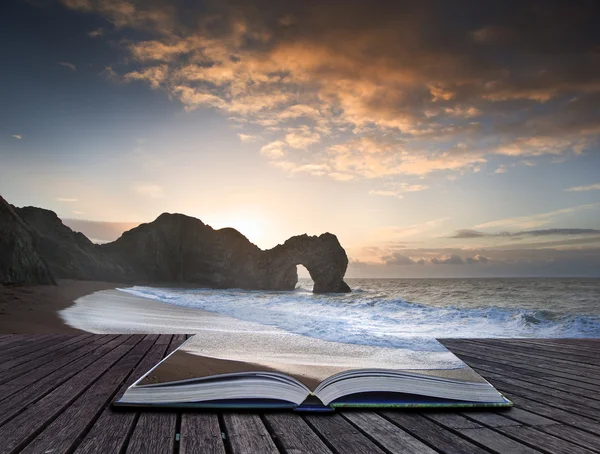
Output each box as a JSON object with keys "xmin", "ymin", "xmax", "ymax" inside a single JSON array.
[
  {"xmin": 14, "ymin": 206, "xmax": 127, "ymax": 282},
  {"xmin": 1, "ymin": 200, "xmax": 351, "ymax": 293},
  {"xmin": 0, "ymin": 197, "xmax": 54, "ymax": 285},
  {"xmin": 103, "ymin": 213, "xmax": 351, "ymax": 293},
  {"xmin": 265, "ymin": 234, "xmax": 351, "ymax": 293}
]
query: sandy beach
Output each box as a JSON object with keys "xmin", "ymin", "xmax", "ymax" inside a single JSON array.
[
  {"xmin": 0, "ymin": 280, "xmax": 123, "ymax": 333},
  {"xmin": 59, "ymin": 288, "xmax": 465, "ymax": 386}
]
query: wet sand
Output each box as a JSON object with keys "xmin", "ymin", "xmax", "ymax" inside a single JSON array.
[{"xmin": 0, "ymin": 280, "xmax": 123, "ymax": 333}]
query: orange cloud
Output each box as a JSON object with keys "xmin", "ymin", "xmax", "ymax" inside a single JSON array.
[{"xmin": 60, "ymin": 0, "xmax": 600, "ymax": 189}]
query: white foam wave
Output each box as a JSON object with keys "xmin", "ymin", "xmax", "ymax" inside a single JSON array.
[{"xmin": 119, "ymin": 283, "xmax": 600, "ymax": 349}]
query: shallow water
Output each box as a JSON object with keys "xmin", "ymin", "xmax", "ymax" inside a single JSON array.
[{"xmin": 119, "ymin": 277, "xmax": 600, "ymax": 349}]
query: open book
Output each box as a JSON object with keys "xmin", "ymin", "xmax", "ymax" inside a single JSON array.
[{"xmin": 115, "ymin": 331, "xmax": 511, "ymax": 411}]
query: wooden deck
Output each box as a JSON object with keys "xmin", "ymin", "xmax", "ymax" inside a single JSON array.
[{"xmin": 0, "ymin": 336, "xmax": 599, "ymax": 454}]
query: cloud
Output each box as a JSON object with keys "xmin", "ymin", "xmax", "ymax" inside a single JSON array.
[
  {"xmin": 132, "ymin": 184, "xmax": 164, "ymax": 198},
  {"xmin": 474, "ymin": 203, "xmax": 600, "ymax": 230},
  {"xmin": 260, "ymin": 141, "xmax": 286, "ymax": 158},
  {"xmin": 379, "ymin": 217, "xmax": 450, "ymax": 238},
  {"xmin": 449, "ymin": 229, "xmax": 487, "ymax": 239},
  {"xmin": 369, "ymin": 183, "xmax": 429, "ymax": 199},
  {"xmin": 494, "ymin": 165, "xmax": 507, "ymax": 174},
  {"xmin": 431, "ymin": 254, "xmax": 465, "ymax": 265},
  {"xmin": 56, "ymin": 197, "xmax": 78, "ymax": 202},
  {"xmin": 11, "ymin": 134, "xmax": 22, "ymax": 140},
  {"xmin": 449, "ymin": 228, "xmax": 600, "ymax": 239},
  {"xmin": 58, "ymin": 0, "xmax": 600, "ymax": 183},
  {"xmin": 284, "ymin": 127, "xmax": 321, "ymax": 149},
  {"xmin": 57, "ymin": 61, "xmax": 76, "ymax": 71},
  {"xmin": 88, "ymin": 27, "xmax": 104, "ymax": 37},
  {"xmin": 101, "ymin": 66, "xmax": 119, "ymax": 82},
  {"xmin": 382, "ymin": 252, "xmax": 422, "ymax": 266},
  {"xmin": 465, "ymin": 254, "xmax": 489, "ymax": 264},
  {"xmin": 238, "ymin": 133, "xmax": 257, "ymax": 143},
  {"xmin": 566, "ymin": 183, "xmax": 600, "ymax": 192}
]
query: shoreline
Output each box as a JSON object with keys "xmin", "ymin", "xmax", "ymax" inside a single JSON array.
[{"xmin": 0, "ymin": 280, "xmax": 126, "ymax": 334}]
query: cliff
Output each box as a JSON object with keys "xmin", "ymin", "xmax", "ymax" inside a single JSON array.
[
  {"xmin": 0, "ymin": 197, "xmax": 55, "ymax": 285},
  {"xmin": 0, "ymin": 199, "xmax": 351, "ymax": 293}
]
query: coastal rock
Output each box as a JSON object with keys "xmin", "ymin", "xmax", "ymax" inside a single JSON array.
[
  {"xmin": 14, "ymin": 206, "xmax": 127, "ymax": 281},
  {"xmin": 0, "ymin": 196, "xmax": 55, "ymax": 285},
  {"xmin": 1, "ymin": 200, "xmax": 351, "ymax": 293},
  {"xmin": 103, "ymin": 213, "xmax": 351, "ymax": 293},
  {"xmin": 265, "ymin": 234, "xmax": 351, "ymax": 293}
]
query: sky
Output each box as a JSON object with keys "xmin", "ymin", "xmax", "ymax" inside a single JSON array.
[{"xmin": 1, "ymin": 0, "xmax": 600, "ymax": 277}]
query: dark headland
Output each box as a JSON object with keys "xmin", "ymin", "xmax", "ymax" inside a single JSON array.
[{"xmin": 0, "ymin": 195, "xmax": 351, "ymax": 294}]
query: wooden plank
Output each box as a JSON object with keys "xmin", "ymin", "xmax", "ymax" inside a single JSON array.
[
  {"xmin": 380, "ymin": 412, "xmax": 488, "ymax": 454},
  {"xmin": 19, "ymin": 335, "xmax": 160, "ymax": 454},
  {"xmin": 498, "ymin": 426, "xmax": 597, "ymax": 454},
  {"xmin": 304, "ymin": 413, "xmax": 386, "ymax": 454},
  {"xmin": 470, "ymin": 339, "xmax": 600, "ymax": 366},
  {"xmin": 0, "ymin": 335, "xmax": 142, "ymax": 454},
  {"xmin": 452, "ymin": 340, "xmax": 600, "ymax": 376},
  {"xmin": 457, "ymin": 428, "xmax": 540, "ymax": 454},
  {"xmin": 447, "ymin": 349, "xmax": 600, "ymax": 395},
  {"xmin": 343, "ymin": 411, "xmax": 438, "ymax": 454},
  {"xmin": 263, "ymin": 413, "xmax": 332, "ymax": 454},
  {"xmin": 499, "ymin": 408, "xmax": 558, "ymax": 427},
  {"xmin": 424, "ymin": 412, "xmax": 482, "ymax": 429},
  {"xmin": 0, "ymin": 335, "xmax": 125, "ymax": 425},
  {"xmin": 166, "ymin": 334, "xmax": 187, "ymax": 354},
  {"xmin": 461, "ymin": 411, "xmax": 522, "ymax": 428},
  {"xmin": 468, "ymin": 358, "xmax": 600, "ymax": 405},
  {"xmin": 500, "ymin": 391, "xmax": 600, "ymax": 436},
  {"xmin": 0, "ymin": 334, "xmax": 71, "ymax": 357},
  {"xmin": 126, "ymin": 335, "xmax": 178, "ymax": 454},
  {"xmin": 415, "ymin": 412, "xmax": 537, "ymax": 454},
  {"xmin": 535, "ymin": 424, "xmax": 600, "ymax": 453},
  {"xmin": 0, "ymin": 334, "xmax": 92, "ymax": 374},
  {"xmin": 0, "ymin": 334, "xmax": 60, "ymax": 360},
  {"xmin": 443, "ymin": 341, "xmax": 600, "ymax": 386},
  {"xmin": 0, "ymin": 334, "xmax": 42, "ymax": 349},
  {"xmin": 468, "ymin": 339, "xmax": 600, "ymax": 368},
  {"xmin": 75, "ymin": 335, "xmax": 173, "ymax": 454},
  {"xmin": 222, "ymin": 413, "xmax": 279, "ymax": 454},
  {"xmin": 126, "ymin": 412, "xmax": 177, "ymax": 454},
  {"xmin": 514, "ymin": 339, "xmax": 600, "ymax": 360},
  {"xmin": 179, "ymin": 414, "xmax": 226, "ymax": 454},
  {"xmin": 0, "ymin": 334, "xmax": 98, "ymax": 386},
  {"xmin": 480, "ymin": 376, "xmax": 600, "ymax": 420}
]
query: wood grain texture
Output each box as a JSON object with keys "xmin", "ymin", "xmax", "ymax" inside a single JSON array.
[
  {"xmin": 20, "ymin": 335, "xmax": 158, "ymax": 454},
  {"xmin": 457, "ymin": 427, "xmax": 540, "ymax": 454},
  {"xmin": 0, "ymin": 335, "xmax": 124, "ymax": 426},
  {"xmin": 498, "ymin": 426, "xmax": 597, "ymax": 454},
  {"xmin": 126, "ymin": 412, "xmax": 177, "ymax": 454},
  {"xmin": 180, "ymin": 414, "xmax": 226, "ymax": 454},
  {"xmin": 0, "ymin": 335, "xmax": 140, "ymax": 454},
  {"xmin": 0, "ymin": 336, "xmax": 598, "ymax": 454},
  {"xmin": 223, "ymin": 413, "xmax": 279, "ymax": 454},
  {"xmin": 74, "ymin": 335, "xmax": 169, "ymax": 454},
  {"xmin": 305, "ymin": 413, "xmax": 387, "ymax": 454},
  {"xmin": 343, "ymin": 411, "xmax": 438, "ymax": 454},
  {"xmin": 263, "ymin": 413, "xmax": 332, "ymax": 454},
  {"xmin": 380, "ymin": 412, "xmax": 488, "ymax": 454}
]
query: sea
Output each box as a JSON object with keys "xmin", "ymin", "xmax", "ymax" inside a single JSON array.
[{"xmin": 119, "ymin": 278, "xmax": 600, "ymax": 349}]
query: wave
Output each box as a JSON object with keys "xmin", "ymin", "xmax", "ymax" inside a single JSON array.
[{"xmin": 119, "ymin": 284, "xmax": 600, "ymax": 350}]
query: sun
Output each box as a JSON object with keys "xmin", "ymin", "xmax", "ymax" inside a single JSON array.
[{"xmin": 208, "ymin": 211, "xmax": 271, "ymax": 248}]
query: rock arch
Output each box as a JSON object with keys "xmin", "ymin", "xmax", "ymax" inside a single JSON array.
[{"xmin": 265, "ymin": 233, "xmax": 351, "ymax": 293}]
